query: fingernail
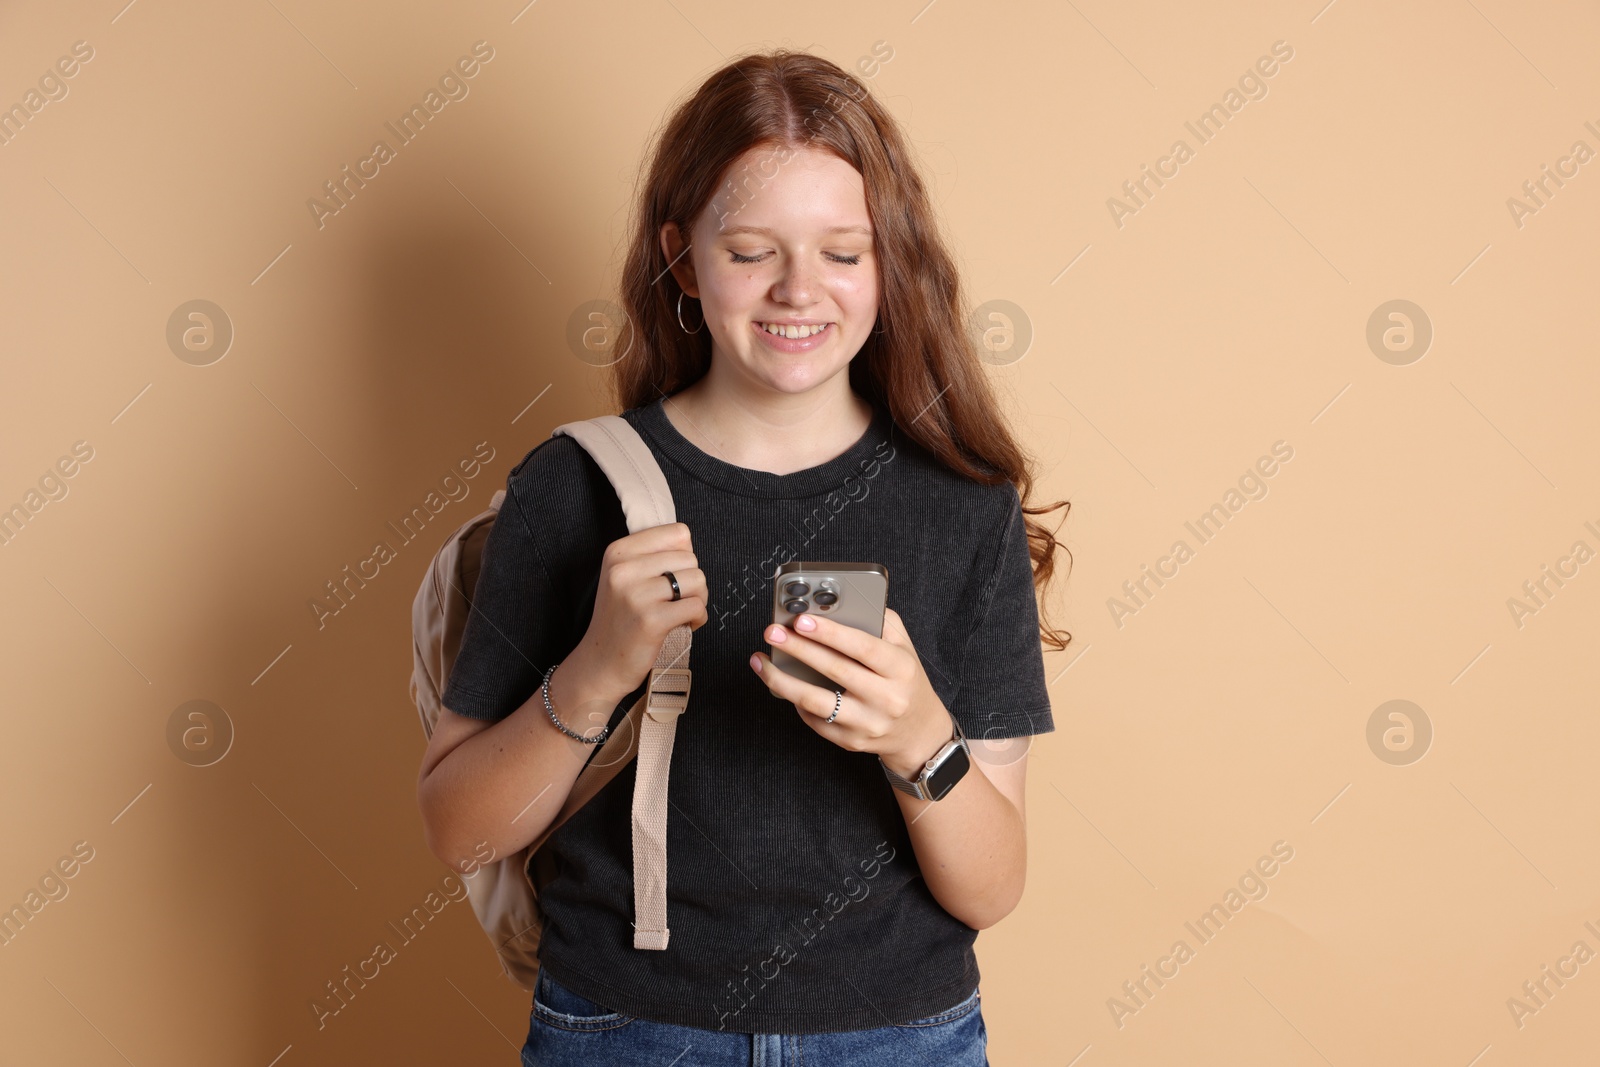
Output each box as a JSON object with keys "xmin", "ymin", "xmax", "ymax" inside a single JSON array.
[
  {"xmin": 749, "ymin": 654, "xmax": 762, "ymax": 673},
  {"xmin": 768, "ymin": 626, "xmax": 787, "ymax": 643},
  {"xmin": 795, "ymin": 614, "xmax": 816, "ymax": 631}
]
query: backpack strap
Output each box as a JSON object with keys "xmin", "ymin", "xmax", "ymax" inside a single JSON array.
[
  {"xmin": 549, "ymin": 414, "xmax": 690, "ymax": 951},
  {"xmin": 555, "ymin": 415, "xmax": 676, "ymax": 532}
]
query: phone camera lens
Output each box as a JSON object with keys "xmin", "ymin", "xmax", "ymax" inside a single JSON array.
[
  {"xmin": 813, "ymin": 590, "xmax": 838, "ymax": 606},
  {"xmin": 783, "ymin": 579, "xmax": 810, "ymax": 597},
  {"xmin": 783, "ymin": 598, "xmax": 809, "ymax": 614}
]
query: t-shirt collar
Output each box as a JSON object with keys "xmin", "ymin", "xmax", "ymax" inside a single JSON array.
[{"xmin": 628, "ymin": 395, "xmax": 894, "ymax": 499}]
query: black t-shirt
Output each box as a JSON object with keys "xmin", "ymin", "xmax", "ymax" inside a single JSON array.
[{"xmin": 440, "ymin": 394, "xmax": 1055, "ymax": 1033}]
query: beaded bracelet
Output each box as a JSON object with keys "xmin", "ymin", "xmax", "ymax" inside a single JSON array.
[{"xmin": 542, "ymin": 662, "xmax": 610, "ymax": 744}]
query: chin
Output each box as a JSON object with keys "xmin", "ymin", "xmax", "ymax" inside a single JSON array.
[{"xmin": 771, "ymin": 361, "xmax": 857, "ymax": 385}]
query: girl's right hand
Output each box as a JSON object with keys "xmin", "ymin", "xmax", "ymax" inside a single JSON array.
[{"xmin": 563, "ymin": 522, "xmax": 708, "ymax": 704}]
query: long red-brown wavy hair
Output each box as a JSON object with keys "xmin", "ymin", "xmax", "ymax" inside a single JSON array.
[{"xmin": 609, "ymin": 48, "xmax": 1072, "ymax": 652}]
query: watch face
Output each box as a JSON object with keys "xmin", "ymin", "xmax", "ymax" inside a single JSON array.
[{"xmin": 924, "ymin": 743, "xmax": 971, "ymax": 801}]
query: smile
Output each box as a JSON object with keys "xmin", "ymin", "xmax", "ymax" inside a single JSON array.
[{"xmin": 756, "ymin": 322, "xmax": 832, "ymax": 338}]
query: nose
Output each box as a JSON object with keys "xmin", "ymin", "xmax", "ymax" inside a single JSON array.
[{"xmin": 771, "ymin": 255, "xmax": 821, "ymax": 309}]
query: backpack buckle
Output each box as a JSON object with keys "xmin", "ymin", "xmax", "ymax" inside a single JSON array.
[{"xmin": 645, "ymin": 666, "xmax": 691, "ymax": 722}]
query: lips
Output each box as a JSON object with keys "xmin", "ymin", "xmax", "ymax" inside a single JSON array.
[{"xmin": 756, "ymin": 322, "xmax": 832, "ymax": 339}]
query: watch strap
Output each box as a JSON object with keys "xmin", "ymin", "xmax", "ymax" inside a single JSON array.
[{"xmin": 880, "ymin": 756, "xmax": 928, "ymax": 799}]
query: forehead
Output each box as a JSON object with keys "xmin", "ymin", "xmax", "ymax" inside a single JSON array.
[{"xmin": 704, "ymin": 144, "xmax": 872, "ymax": 236}]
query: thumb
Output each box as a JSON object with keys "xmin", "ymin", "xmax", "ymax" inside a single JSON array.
[{"xmin": 881, "ymin": 605, "xmax": 908, "ymax": 643}]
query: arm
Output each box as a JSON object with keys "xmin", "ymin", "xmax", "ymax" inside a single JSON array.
[
  {"xmin": 418, "ymin": 503, "xmax": 708, "ymax": 872},
  {"xmin": 883, "ymin": 729, "xmax": 1032, "ymax": 930},
  {"xmin": 416, "ymin": 646, "xmax": 631, "ymax": 873},
  {"xmin": 750, "ymin": 608, "xmax": 1043, "ymax": 930}
]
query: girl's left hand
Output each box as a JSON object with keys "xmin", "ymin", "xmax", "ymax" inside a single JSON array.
[{"xmin": 750, "ymin": 607, "xmax": 955, "ymax": 779}]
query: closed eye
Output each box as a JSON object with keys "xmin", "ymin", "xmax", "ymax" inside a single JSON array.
[{"xmin": 729, "ymin": 251, "xmax": 864, "ymax": 265}]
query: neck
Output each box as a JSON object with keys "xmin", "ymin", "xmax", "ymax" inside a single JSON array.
[{"xmin": 662, "ymin": 375, "xmax": 873, "ymax": 477}]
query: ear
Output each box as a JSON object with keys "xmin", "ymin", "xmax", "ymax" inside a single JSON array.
[{"xmin": 659, "ymin": 221, "xmax": 699, "ymax": 299}]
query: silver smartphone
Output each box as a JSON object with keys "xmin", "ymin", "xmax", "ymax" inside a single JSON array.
[{"xmin": 770, "ymin": 562, "xmax": 889, "ymax": 689}]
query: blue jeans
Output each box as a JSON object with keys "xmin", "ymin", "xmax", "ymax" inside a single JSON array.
[{"xmin": 521, "ymin": 968, "xmax": 989, "ymax": 1066}]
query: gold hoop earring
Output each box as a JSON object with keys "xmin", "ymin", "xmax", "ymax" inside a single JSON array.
[{"xmin": 676, "ymin": 291, "xmax": 704, "ymax": 334}]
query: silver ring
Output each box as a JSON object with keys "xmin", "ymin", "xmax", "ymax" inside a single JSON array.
[
  {"xmin": 825, "ymin": 689, "xmax": 841, "ymax": 724},
  {"xmin": 662, "ymin": 571, "xmax": 681, "ymax": 601}
]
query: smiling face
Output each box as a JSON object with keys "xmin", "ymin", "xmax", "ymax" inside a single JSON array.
[{"xmin": 661, "ymin": 143, "xmax": 879, "ymax": 403}]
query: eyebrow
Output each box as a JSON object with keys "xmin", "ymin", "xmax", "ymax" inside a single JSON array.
[{"xmin": 718, "ymin": 224, "xmax": 874, "ymax": 238}]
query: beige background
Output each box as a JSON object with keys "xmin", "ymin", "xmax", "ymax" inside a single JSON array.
[{"xmin": 3, "ymin": 0, "xmax": 1597, "ymax": 1063}]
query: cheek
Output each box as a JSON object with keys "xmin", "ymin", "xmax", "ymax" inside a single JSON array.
[
  {"xmin": 833, "ymin": 273, "xmax": 877, "ymax": 313},
  {"xmin": 706, "ymin": 271, "xmax": 766, "ymax": 315},
  {"xmin": 832, "ymin": 281, "xmax": 877, "ymax": 336}
]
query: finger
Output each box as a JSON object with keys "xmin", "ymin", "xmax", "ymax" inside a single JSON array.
[
  {"xmin": 609, "ymin": 522, "xmax": 693, "ymax": 559},
  {"xmin": 784, "ymin": 611, "xmax": 895, "ymax": 677},
  {"xmin": 879, "ymin": 607, "xmax": 912, "ymax": 648},
  {"xmin": 615, "ymin": 549, "xmax": 699, "ymax": 586},
  {"xmin": 659, "ymin": 594, "xmax": 710, "ymax": 633},
  {"xmin": 750, "ymin": 652, "xmax": 841, "ymax": 722},
  {"xmin": 649, "ymin": 570, "xmax": 710, "ymax": 631},
  {"xmin": 764, "ymin": 622, "xmax": 878, "ymax": 696},
  {"xmin": 616, "ymin": 560, "xmax": 702, "ymax": 613},
  {"xmin": 668, "ymin": 572, "xmax": 707, "ymax": 614},
  {"xmin": 641, "ymin": 565, "xmax": 706, "ymax": 604}
]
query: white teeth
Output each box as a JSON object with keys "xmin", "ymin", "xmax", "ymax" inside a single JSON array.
[{"xmin": 760, "ymin": 322, "xmax": 829, "ymax": 338}]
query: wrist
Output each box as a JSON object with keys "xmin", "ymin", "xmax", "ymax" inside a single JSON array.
[
  {"xmin": 880, "ymin": 707, "xmax": 957, "ymax": 780},
  {"xmin": 545, "ymin": 650, "xmax": 629, "ymax": 733}
]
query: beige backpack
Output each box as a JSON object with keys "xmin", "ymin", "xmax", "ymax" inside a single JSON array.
[{"xmin": 409, "ymin": 415, "xmax": 693, "ymax": 991}]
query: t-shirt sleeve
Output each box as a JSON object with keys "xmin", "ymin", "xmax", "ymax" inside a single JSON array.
[
  {"xmin": 946, "ymin": 485, "xmax": 1057, "ymax": 741},
  {"xmin": 439, "ymin": 467, "xmax": 564, "ymax": 723}
]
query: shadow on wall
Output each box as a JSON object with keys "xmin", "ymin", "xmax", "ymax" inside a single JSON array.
[{"xmin": 195, "ymin": 206, "xmax": 606, "ymax": 1055}]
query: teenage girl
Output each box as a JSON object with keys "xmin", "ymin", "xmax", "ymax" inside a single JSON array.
[{"xmin": 418, "ymin": 48, "xmax": 1071, "ymax": 1067}]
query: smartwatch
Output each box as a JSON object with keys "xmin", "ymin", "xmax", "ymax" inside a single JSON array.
[{"xmin": 879, "ymin": 713, "xmax": 971, "ymax": 801}]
